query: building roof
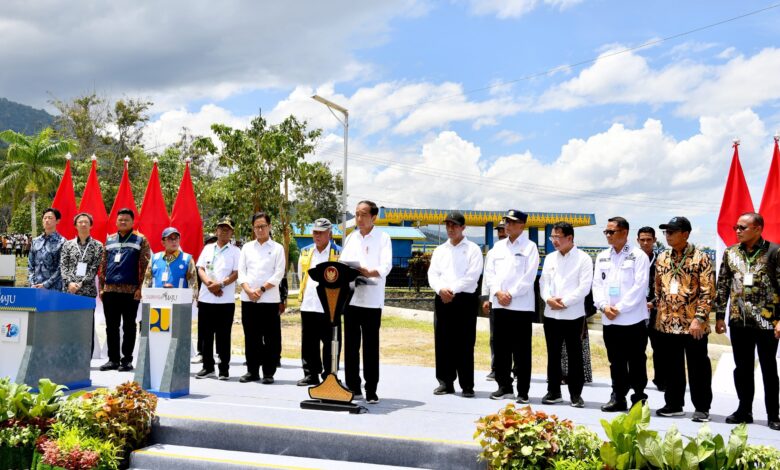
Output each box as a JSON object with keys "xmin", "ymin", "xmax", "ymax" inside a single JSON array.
[
  {"xmin": 375, "ymin": 207, "xmax": 595, "ymax": 228},
  {"xmin": 292, "ymin": 224, "xmax": 425, "ymax": 241}
]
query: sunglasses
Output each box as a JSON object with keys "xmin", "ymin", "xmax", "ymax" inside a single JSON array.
[
  {"xmin": 733, "ymin": 225, "xmax": 751, "ymax": 232},
  {"xmin": 663, "ymin": 230, "xmax": 680, "ymax": 236},
  {"xmin": 603, "ymin": 229, "xmax": 623, "ymax": 236}
]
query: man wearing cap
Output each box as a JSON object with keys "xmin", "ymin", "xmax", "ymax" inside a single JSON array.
[
  {"xmin": 339, "ymin": 200, "xmax": 393, "ymax": 404},
  {"xmin": 144, "ymin": 227, "xmax": 198, "ymax": 296},
  {"xmin": 427, "ymin": 211, "xmax": 484, "ymax": 398},
  {"xmin": 194, "ymin": 217, "xmax": 240, "ymax": 380},
  {"xmin": 653, "ymin": 217, "xmax": 714, "ymax": 422},
  {"xmin": 29, "ymin": 207, "xmax": 65, "ymax": 290},
  {"xmin": 715, "ymin": 212, "xmax": 780, "ymax": 430},
  {"xmin": 482, "ymin": 220, "xmax": 507, "ymax": 381},
  {"xmin": 484, "ymin": 210, "xmax": 540, "ymax": 403},
  {"xmin": 540, "ymin": 222, "xmax": 593, "ymax": 408},
  {"xmin": 592, "ymin": 217, "xmax": 650, "ymax": 412},
  {"xmin": 296, "ymin": 218, "xmax": 342, "ymax": 386},
  {"xmin": 99, "ymin": 208, "xmax": 151, "ymax": 372}
]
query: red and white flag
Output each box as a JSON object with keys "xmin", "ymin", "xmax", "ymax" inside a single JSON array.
[
  {"xmin": 759, "ymin": 136, "xmax": 780, "ymax": 243},
  {"xmin": 137, "ymin": 159, "xmax": 170, "ymax": 253},
  {"xmin": 52, "ymin": 154, "xmax": 78, "ymax": 240},
  {"xmin": 717, "ymin": 140, "xmax": 754, "ymax": 253},
  {"xmin": 169, "ymin": 159, "xmax": 203, "ymax": 258},
  {"xmin": 78, "ymin": 156, "xmax": 109, "ymax": 243}
]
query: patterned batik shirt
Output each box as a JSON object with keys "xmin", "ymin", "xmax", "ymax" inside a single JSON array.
[
  {"xmin": 60, "ymin": 237, "xmax": 104, "ymax": 298},
  {"xmin": 715, "ymin": 238, "xmax": 780, "ymax": 330},
  {"xmin": 28, "ymin": 231, "xmax": 65, "ymax": 290},
  {"xmin": 654, "ymin": 244, "xmax": 714, "ymax": 334}
]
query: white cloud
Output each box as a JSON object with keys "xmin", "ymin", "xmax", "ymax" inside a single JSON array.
[
  {"xmin": 143, "ymin": 105, "xmax": 252, "ymax": 150},
  {"xmin": 467, "ymin": 0, "xmax": 582, "ymax": 18},
  {"xmin": 492, "ymin": 129, "xmax": 526, "ymax": 145},
  {"xmin": 0, "ymin": 0, "xmax": 423, "ymax": 109},
  {"xmin": 535, "ymin": 46, "xmax": 780, "ymax": 118}
]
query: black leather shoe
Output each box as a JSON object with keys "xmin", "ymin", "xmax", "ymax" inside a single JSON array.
[
  {"xmin": 601, "ymin": 396, "xmax": 628, "ymax": 412},
  {"xmin": 261, "ymin": 376, "xmax": 274, "ymax": 384},
  {"xmin": 239, "ymin": 373, "xmax": 260, "ymax": 383},
  {"xmin": 118, "ymin": 363, "xmax": 134, "ymax": 372},
  {"xmin": 433, "ymin": 384, "xmax": 455, "ymax": 395},
  {"xmin": 769, "ymin": 419, "xmax": 780, "ymax": 431},
  {"xmin": 99, "ymin": 361, "xmax": 119, "ymax": 371},
  {"xmin": 297, "ymin": 376, "xmax": 320, "ymax": 386},
  {"xmin": 462, "ymin": 389, "xmax": 475, "ymax": 398},
  {"xmin": 725, "ymin": 411, "xmax": 753, "ymax": 424},
  {"xmin": 542, "ymin": 393, "xmax": 563, "ymax": 404}
]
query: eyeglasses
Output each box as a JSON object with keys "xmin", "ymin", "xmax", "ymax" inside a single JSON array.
[
  {"xmin": 733, "ymin": 225, "xmax": 750, "ymax": 232},
  {"xmin": 548, "ymin": 235, "xmax": 569, "ymax": 241},
  {"xmin": 603, "ymin": 229, "xmax": 620, "ymax": 236},
  {"xmin": 254, "ymin": 224, "xmax": 270, "ymax": 230},
  {"xmin": 662, "ymin": 230, "xmax": 679, "ymax": 236}
]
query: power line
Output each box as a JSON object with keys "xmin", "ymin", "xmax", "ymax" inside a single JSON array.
[{"xmin": 362, "ymin": 2, "xmax": 780, "ymax": 116}]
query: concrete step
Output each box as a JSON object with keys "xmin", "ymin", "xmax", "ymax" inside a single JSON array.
[
  {"xmin": 149, "ymin": 415, "xmax": 483, "ymax": 469},
  {"xmin": 130, "ymin": 444, "xmax": 423, "ymax": 470}
]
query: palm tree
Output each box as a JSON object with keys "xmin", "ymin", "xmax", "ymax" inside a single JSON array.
[{"xmin": 0, "ymin": 128, "xmax": 76, "ymax": 235}]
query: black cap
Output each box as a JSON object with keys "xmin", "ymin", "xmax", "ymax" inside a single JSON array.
[
  {"xmin": 503, "ymin": 209, "xmax": 528, "ymax": 223},
  {"xmin": 660, "ymin": 216, "xmax": 692, "ymax": 232},
  {"xmin": 217, "ymin": 216, "xmax": 235, "ymax": 229},
  {"xmin": 443, "ymin": 211, "xmax": 466, "ymax": 226}
]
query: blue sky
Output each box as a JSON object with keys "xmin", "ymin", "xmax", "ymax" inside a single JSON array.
[{"xmin": 3, "ymin": 0, "xmax": 780, "ymax": 244}]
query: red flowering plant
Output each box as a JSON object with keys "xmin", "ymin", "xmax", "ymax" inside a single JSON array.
[{"xmin": 34, "ymin": 423, "xmax": 120, "ymax": 470}]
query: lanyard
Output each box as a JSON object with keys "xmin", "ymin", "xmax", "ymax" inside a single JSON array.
[
  {"xmin": 76, "ymin": 238, "xmax": 90, "ymax": 262},
  {"xmin": 211, "ymin": 243, "xmax": 229, "ymax": 266},
  {"xmin": 743, "ymin": 242, "xmax": 765, "ymax": 271},
  {"xmin": 117, "ymin": 231, "xmax": 133, "ymax": 245},
  {"xmin": 669, "ymin": 244, "xmax": 692, "ymax": 278}
]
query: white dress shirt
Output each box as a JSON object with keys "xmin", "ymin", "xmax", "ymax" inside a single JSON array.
[
  {"xmin": 237, "ymin": 238, "xmax": 286, "ymax": 303},
  {"xmin": 339, "ymin": 226, "xmax": 393, "ymax": 309},
  {"xmin": 298, "ymin": 245, "xmax": 332, "ymax": 313},
  {"xmin": 540, "ymin": 246, "xmax": 593, "ymax": 320},
  {"xmin": 483, "ymin": 233, "xmax": 540, "ymax": 311},
  {"xmin": 427, "ymin": 237, "xmax": 484, "ymax": 295},
  {"xmin": 196, "ymin": 242, "xmax": 241, "ymax": 304},
  {"xmin": 592, "ymin": 243, "xmax": 650, "ymax": 326}
]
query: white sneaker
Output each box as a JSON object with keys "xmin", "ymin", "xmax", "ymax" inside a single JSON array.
[{"xmin": 191, "ymin": 354, "xmax": 203, "ymax": 364}]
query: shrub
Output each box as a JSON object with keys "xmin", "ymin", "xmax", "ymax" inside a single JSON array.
[{"xmin": 736, "ymin": 445, "xmax": 780, "ymax": 470}]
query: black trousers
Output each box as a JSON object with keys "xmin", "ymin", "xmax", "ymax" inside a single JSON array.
[
  {"xmin": 494, "ymin": 309, "xmax": 533, "ymax": 395},
  {"xmin": 199, "ymin": 302, "xmax": 235, "ymax": 374},
  {"xmin": 648, "ymin": 321, "xmax": 667, "ymax": 389},
  {"xmin": 731, "ymin": 326, "xmax": 780, "ymax": 419},
  {"xmin": 660, "ymin": 332, "xmax": 712, "ymax": 411},
  {"xmin": 241, "ymin": 301, "xmax": 281, "ymax": 378},
  {"xmin": 344, "ymin": 306, "xmax": 381, "ymax": 394},
  {"xmin": 603, "ymin": 320, "xmax": 648, "ymax": 402},
  {"xmin": 544, "ymin": 316, "xmax": 584, "ymax": 398},
  {"xmin": 434, "ymin": 292, "xmax": 478, "ymax": 391},
  {"xmin": 102, "ymin": 291, "xmax": 140, "ymax": 365},
  {"xmin": 489, "ymin": 306, "xmax": 496, "ymax": 372},
  {"xmin": 301, "ymin": 310, "xmax": 341, "ymax": 378}
]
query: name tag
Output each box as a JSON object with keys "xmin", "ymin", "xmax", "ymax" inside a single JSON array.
[
  {"xmin": 76, "ymin": 262, "xmax": 87, "ymax": 277},
  {"xmin": 744, "ymin": 273, "xmax": 754, "ymax": 287},
  {"xmin": 161, "ymin": 271, "xmax": 169, "ymax": 282},
  {"xmin": 114, "ymin": 253, "xmax": 121, "ymax": 263},
  {"xmin": 609, "ymin": 284, "xmax": 620, "ymax": 297},
  {"xmin": 670, "ymin": 279, "xmax": 679, "ymax": 295}
]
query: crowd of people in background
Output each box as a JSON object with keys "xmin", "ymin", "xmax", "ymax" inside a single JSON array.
[
  {"xmin": 18, "ymin": 202, "xmax": 780, "ymax": 431},
  {"xmin": 0, "ymin": 233, "xmax": 31, "ymax": 257}
]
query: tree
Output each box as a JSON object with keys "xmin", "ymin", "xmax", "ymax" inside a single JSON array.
[
  {"xmin": 294, "ymin": 161, "xmax": 343, "ymax": 225},
  {"xmin": 0, "ymin": 128, "xmax": 76, "ymax": 235}
]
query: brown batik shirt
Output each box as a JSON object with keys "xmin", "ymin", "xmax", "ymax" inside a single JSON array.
[{"xmin": 654, "ymin": 243, "xmax": 714, "ymax": 334}]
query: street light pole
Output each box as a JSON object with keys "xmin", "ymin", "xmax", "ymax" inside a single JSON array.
[{"xmin": 312, "ymin": 95, "xmax": 349, "ymax": 237}]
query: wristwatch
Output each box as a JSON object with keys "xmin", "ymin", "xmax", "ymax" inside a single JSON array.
[
  {"xmin": 219, "ymin": 281, "xmax": 225, "ymax": 288},
  {"xmin": 260, "ymin": 286, "xmax": 266, "ymax": 293}
]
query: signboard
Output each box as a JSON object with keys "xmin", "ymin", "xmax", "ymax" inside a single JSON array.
[
  {"xmin": 141, "ymin": 288, "xmax": 191, "ymax": 391},
  {"xmin": 0, "ymin": 315, "xmax": 21, "ymax": 342}
]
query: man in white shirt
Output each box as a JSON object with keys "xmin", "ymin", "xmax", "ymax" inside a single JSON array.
[
  {"xmin": 427, "ymin": 211, "xmax": 484, "ymax": 398},
  {"xmin": 482, "ymin": 220, "xmax": 507, "ymax": 381},
  {"xmin": 296, "ymin": 218, "xmax": 342, "ymax": 386},
  {"xmin": 592, "ymin": 216, "xmax": 651, "ymax": 412},
  {"xmin": 237, "ymin": 211, "xmax": 286, "ymax": 384},
  {"xmin": 484, "ymin": 209, "xmax": 540, "ymax": 403},
  {"xmin": 195, "ymin": 217, "xmax": 240, "ymax": 381},
  {"xmin": 540, "ymin": 222, "xmax": 593, "ymax": 408},
  {"xmin": 339, "ymin": 200, "xmax": 393, "ymax": 404}
]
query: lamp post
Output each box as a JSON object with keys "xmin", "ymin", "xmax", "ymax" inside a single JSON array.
[{"xmin": 312, "ymin": 95, "xmax": 349, "ymax": 236}]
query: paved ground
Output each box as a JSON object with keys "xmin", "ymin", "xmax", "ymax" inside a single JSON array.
[{"xmin": 88, "ymin": 356, "xmax": 780, "ymax": 450}]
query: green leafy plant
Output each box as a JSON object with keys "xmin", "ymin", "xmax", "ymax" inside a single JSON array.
[
  {"xmin": 600, "ymin": 401, "xmax": 651, "ymax": 470},
  {"xmin": 635, "ymin": 422, "xmax": 748, "ymax": 470},
  {"xmin": 549, "ymin": 456, "xmax": 604, "ymax": 470},
  {"xmin": 475, "ymin": 404, "xmax": 580, "ymax": 469},
  {"xmin": 735, "ymin": 444, "xmax": 780, "ymax": 470},
  {"xmin": 35, "ymin": 423, "xmax": 121, "ymax": 470}
]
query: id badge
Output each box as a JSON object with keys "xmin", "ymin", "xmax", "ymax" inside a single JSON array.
[
  {"xmin": 76, "ymin": 262, "xmax": 87, "ymax": 277},
  {"xmin": 114, "ymin": 253, "xmax": 121, "ymax": 263},
  {"xmin": 670, "ymin": 279, "xmax": 679, "ymax": 295},
  {"xmin": 161, "ymin": 271, "xmax": 169, "ymax": 282},
  {"xmin": 608, "ymin": 284, "xmax": 620, "ymax": 296},
  {"xmin": 744, "ymin": 273, "xmax": 754, "ymax": 287}
]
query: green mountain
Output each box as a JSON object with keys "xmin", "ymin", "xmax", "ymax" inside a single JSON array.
[{"xmin": 0, "ymin": 97, "xmax": 55, "ymax": 135}]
